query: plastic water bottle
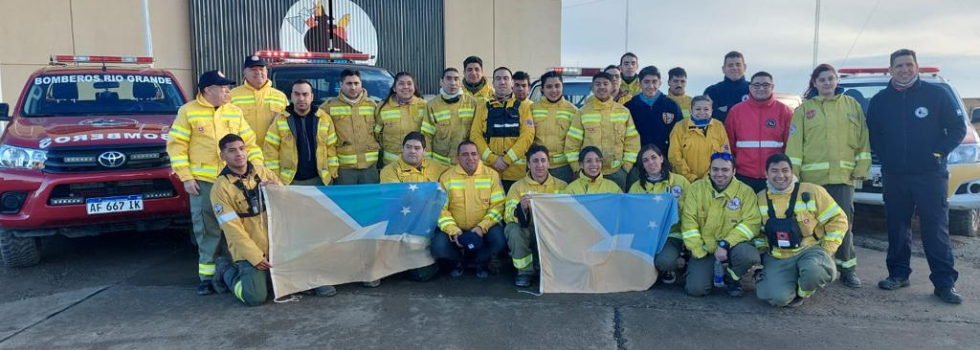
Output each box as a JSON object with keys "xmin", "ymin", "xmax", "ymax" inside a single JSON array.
[{"xmin": 713, "ymin": 260, "xmax": 725, "ymax": 288}]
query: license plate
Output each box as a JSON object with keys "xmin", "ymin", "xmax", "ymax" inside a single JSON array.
[{"xmin": 86, "ymin": 195, "xmax": 144, "ymax": 215}]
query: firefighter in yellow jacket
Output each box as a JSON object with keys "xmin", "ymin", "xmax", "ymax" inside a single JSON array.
[
  {"xmin": 564, "ymin": 72, "xmax": 641, "ymax": 191},
  {"xmin": 376, "ymin": 72, "xmax": 427, "ymax": 166},
  {"xmin": 532, "ymin": 71, "xmax": 579, "ymax": 183},
  {"xmin": 504, "ymin": 144, "xmax": 568, "ymax": 287},
  {"xmin": 230, "ymin": 55, "xmax": 288, "ymax": 147},
  {"xmin": 432, "ymin": 141, "xmax": 507, "ymax": 279},
  {"xmin": 262, "ymin": 79, "xmax": 338, "ymax": 186},
  {"xmin": 680, "ymin": 152, "xmax": 762, "ymax": 297},
  {"xmin": 619, "ymin": 53, "xmax": 642, "ymax": 97},
  {"xmin": 422, "ymin": 68, "xmax": 478, "ymax": 166},
  {"xmin": 563, "ymin": 146, "xmax": 624, "ymax": 194},
  {"xmin": 786, "ymin": 64, "xmax": 871, "ymax": 288},
  {"xmin": 629, "ymin": 144, "xmax": 691, "ymax": 284},
  {"xmin": 376, "ymin": 132, "xmax": 447, "ymax": 283},
  {"xmin": 669, "ymin": 96, "xmax": 731, "ymax": 182},
  {"xmin": 462, "ymin": 56, "xmax": 494, "ymax": 101},
  {"xmin": 207, "ymin": 134, "xmax": 279, "ymax": 306},
  {"xmin": 167, "ymin": 70, "xmax": 263, "ymax": 296},
  {"xmin": 470, "ymin": 67, "xmax": 536, "ymax": 192},
  {"xmin": 380, "ymin": 132, "xmax": 448, "ymax": 184},
  {"xmin": 755, "ymin": 154, "xmax": 848, "ymax": 307},
  {"xmin": 319, "ymin": 69, "xmax": 381, "ymax": 184}
]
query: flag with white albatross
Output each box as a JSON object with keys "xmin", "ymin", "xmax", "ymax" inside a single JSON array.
[
  {"xmin": 263, "ymin": 183, "xmax": 445, "ymax": 298},
  {"xmin": 531, "ymin": 193, "xmax": 678, "ymax": 293}
]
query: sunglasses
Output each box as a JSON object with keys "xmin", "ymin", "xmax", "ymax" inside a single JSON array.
[{"xmin": 711, "ymin": 152, "xmax": 733, "ymax": 161}]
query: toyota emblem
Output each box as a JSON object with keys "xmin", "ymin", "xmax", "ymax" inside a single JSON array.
[{"xmin": 98, "ymin": 151, "xmax": 127, "ymax": 168}]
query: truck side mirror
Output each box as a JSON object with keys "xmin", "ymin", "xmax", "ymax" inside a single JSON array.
[
  {"xmin": 0, "ymin": 103, "xmax": 9, "ymax": 121},
  {"xmin": 972, "ymin": 107, "xmax": 980, "ymax": 124}
]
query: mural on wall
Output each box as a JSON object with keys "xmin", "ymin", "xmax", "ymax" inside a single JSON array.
[
  {"xmin": 189, "ymin": 0, "xmax": 443, "ymax": 93},
  {"xmin": 280, "ymin": 0, "xmax": 379, "ymax": 65}
]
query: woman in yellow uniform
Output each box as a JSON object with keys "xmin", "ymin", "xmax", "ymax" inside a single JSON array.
[
  {"xmin": 668, "ymin": 95, "xmax": 730, "ymax": 182},
  {"xmin": 564, "ymin": 146, "xmax": 623, "ymax": 194},
  {"xmin": 376, "ymin": 72, "xmax": 427, "ymax": 166},
  {"xmin": 629, "ymin": 144, "xmax": 690, "ymax": 284}
]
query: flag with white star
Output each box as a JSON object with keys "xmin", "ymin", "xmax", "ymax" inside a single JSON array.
[
  {"xmin": 263, "ymin": 183, "xmax": 446, "ymax": 298},
  {"xmin": 531, "ymin": 193, "xmax": 677, "ymax": 293}
]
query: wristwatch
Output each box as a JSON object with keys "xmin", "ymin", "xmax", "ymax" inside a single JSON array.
[{"xmin": 718, "ymin": 240, "xmax": 730, "ymax": 250}]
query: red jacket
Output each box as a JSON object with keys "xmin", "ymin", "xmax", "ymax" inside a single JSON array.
[{"xmin": 724, "ymin": 97, "xmax": 793, "ymax": 179}]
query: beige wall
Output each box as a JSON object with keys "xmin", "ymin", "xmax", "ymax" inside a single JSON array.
[
  {"xmin": 0, "ymin": 0, "xmax": 194, "ymax": 105},
  {"xmin": 444, "ymin": 0, "xmax": 561, "ymax": 82},
  {"xmin": 0, "ymin": 0, "xmax": 561, "ymax": 105}
]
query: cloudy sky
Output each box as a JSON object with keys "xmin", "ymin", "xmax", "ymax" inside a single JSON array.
[{"xmin": 562, "ymin": 0, "xmax": 980, "ymax": 97}]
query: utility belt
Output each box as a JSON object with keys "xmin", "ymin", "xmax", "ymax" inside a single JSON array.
[
  {"xmin": 233, "ymin": 173, "xmax": 266, "ymax": 218},
  {"xmin": 764, "ymin": 183, "xmax": 817, "ymax": 249}
]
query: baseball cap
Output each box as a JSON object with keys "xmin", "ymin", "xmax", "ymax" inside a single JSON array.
[
  {"xmin": 198, "ymin": 70, "xmax": 236, "ymax": 89},
  {"xmin": 458, "ymin": 231, "xmax": 483, "ymax": 252},
  {"xmin": 243, "ymin": 55, "xmax": 267, "ymax": 69}
]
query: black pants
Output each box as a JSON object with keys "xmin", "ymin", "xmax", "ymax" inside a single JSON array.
[
  {"xmin": 735, "ymin": 174, "xmax": 767, "ymax": 194},
  {"xmin": 883, "ymin": 171, "xmax": 958, "ymax": 288}
]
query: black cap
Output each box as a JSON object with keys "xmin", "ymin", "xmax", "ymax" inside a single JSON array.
[
  {"xmin": 198, "ymin": 70, "xmax": 236, "ymax": 89},
  {"xmin": 243, "ymin": 55, "xmax": 267, "ymax": 69}
]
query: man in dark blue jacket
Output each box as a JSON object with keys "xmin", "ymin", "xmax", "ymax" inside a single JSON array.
[
  {"xmin": 867, "ymin": 49, "xmax": 966, "ymax": 304},
  {"xmin": 703, "ymin": 51, "xmax": 749, "ymax": 123},
  {"xmin": 624, "ymin": 66, "xmax": 682, "ymax": 187}
]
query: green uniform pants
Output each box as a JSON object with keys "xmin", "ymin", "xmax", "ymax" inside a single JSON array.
[
  {"xmin": 655, "ymin": 238, "xmax": 685, "ymax": 273},
  {"xmin": 335, "ymin": 167, "xmax": 380, "ymax": 185},
  {"xmin": 756, "ymin": 246, "xmax": 836, "ymax": 307},
  {"xmin": 504, "ymin": 223, "xmax": 537, "ymax": 275},
  {"xmin": 685, "ymin": 242, "xmax": 760, "ymax": 296},
  {"xmin": 220, "ymin": 261, "xmax": 271, "ymax": 307},
  {"xmin": 190, "ymin": 181, "xmax": 222, "ymax": 281},
  {"xmin": 823, "ymin": 184, "xmax": 857, "ymax": 270}
]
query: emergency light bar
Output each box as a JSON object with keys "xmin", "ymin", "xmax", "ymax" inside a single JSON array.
[
  {"xmin": 51, "ymin": 55, "xmax": 154, "ymax": 64},
  {"xmin": 550, "ymin": 67, "xmax": 602, "ymax": 76},
  {"xmin": 255, "ymin": 50, "xmax": 371, "ymax": 61},
  {"xmin": 838, "ymin": 67, "xmax": 940, "ymax": 75}
]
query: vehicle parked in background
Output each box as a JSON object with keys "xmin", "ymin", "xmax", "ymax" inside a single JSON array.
[
  {"xmin": 0, "ymin": 55, "xmax": 191, "ymax": 267},
  {"xmin": 839, "ymin": 67, "xmax": 980, "ymax": 236}
]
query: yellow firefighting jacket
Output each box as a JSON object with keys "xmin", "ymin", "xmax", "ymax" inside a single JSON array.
[
  {"xmin": 463, "ymin": 77, "xmax": 495, "ymax": 101},
  {"xmin": 380, "ymin": 158, "xmax": 447, "ymax": 183},
  {"xmin": 421, "ymin": 94, "xmax": 477, "ymax": 166},
  {"xmin": 757, "ymin": 182, "xmax": 848, "ymax": 259},
  {"xmin": 666, "ymin": 93, "xmax": 693, "ymax": 119},
  {"xmin": 564, "ymin": 96, "xmax": 640, "ymax": 175},
  {"xmin": 437, "ymin": 162, "xmax": 506, "ymax": 236},
  {"xmin": 261, "ymin": 108, "xmax": 338, "ymax": 185},
  {"xmin": 319, "ymin": 93, "xmax": 380, "ymax": 170},
  {"xmin": 230, "ymin": 80, "xmax": 288, "ymax": 147},
  {"xmin": 504, "ymin": 173, "xmax": 568, "ymax": 224},
  {"xmin": 628, "ymin": 173, "xmax": 691, "ymax": 239},
  {"xmin": 167, "ymin": 94, "xmax": 263, "ymax": 183},
  {"xmin": 668, "ymin": 118, "xmax": 731, "ymax": 182},
  {"xmin": 786, "ymin": 94, "xmax": 872, "ymax": 185},
  {"xmin": 681, "ymin": 178, "xmax": 762, "ymax": 259},
  {"xmin": 470, "ymin": 94, "xmax": 536, "ymax": 181},
  {"xmin": 375, "ymin": 96, "xmax": 427, "ymax": 165},
  {"xmin": 211, "ymin": 164, "xmax": 280, "ymax": 266},
  {"xmin": 563, "ymin": 172, "xmax": 624, "ymax": 194},
  {"xmin": 531, "ymin": 98, "xmax": 579, "ymax": 168},
  {"xmin": 621, "ymin": 78, "xmax": 641, "ymax": 99}
]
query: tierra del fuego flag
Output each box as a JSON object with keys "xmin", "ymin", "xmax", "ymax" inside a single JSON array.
[
  {"xmin": 531, "ymin": 193, "xmax": 677, "ymax": 293},
  {"xmin": 264, "ymin": 183, "xmax": 445, "ymax": 298}
]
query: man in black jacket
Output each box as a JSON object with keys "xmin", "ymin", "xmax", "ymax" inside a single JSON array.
[{"xmin": 867, "ymin": 49, "xmax": 966, "ymax": 304}]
